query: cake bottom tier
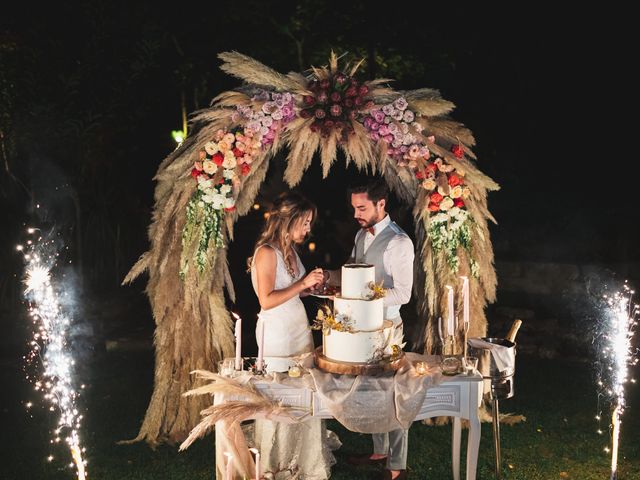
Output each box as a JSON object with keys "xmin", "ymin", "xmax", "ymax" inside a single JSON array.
[{"xmin": 323, "ymin": 320, "xmax": 394, "ymax": 363}]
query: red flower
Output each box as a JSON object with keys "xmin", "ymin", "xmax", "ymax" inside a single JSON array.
[
  {"xmin": 428, "ymin": 202, "xmax": 440, "ymax": 212},
  {"xmin": 303, "ymin": 95, "xmax": 315, "ymax": 106},
  {"xmin": 330, "ymin": 91, "xmax": 341, "ymax": 102},
  {"xmin": 224, "ymin": 206, "xmax": 236, "ymax": 212},
  {"xmin": 315, "ymin": 108, "xmax": 326, "ymax": 119},
  {"xmin": 218, "ymin": 177, "xmax": 225, "ymax": 184},
  {"xmin": 451, "ymin": 144, "xmax": 464, "ymax": 158},
  {"xmin": 415, "ymin": 170, "xmax": 426, "ymax": 180},
  {"xmin": 317, "ymin": 92, "xmax": 328, "ymax": 103},
  {"xmin": 429, "ymin": 192, "xmax": 443, "ymax": 203},
  {"xmin": 454, "ymin": 198, "xmax": 465, "ymax": 208},
  {"xmin": 344, "ymin": 98, "xmax": 354, "ymax": 108},
  {"xmin": 345, "ymin": 86, "xmax": 358, "ymax": 97},
  {"xmin": 330, "ymin": 104, "xmax": 342, "ymax": 117},
  {"xmin": 212, "ymin": 153, "xmax": 224, "ymax": 166},
  {"xmin": 241, "ymin": 163, "xmax": 251, "ymax": 176},
  {"xmin": 358, "ymin": 85, "xmax": 369, "ymax": 96},
  {"xmin": 300, "ymin": 109, "xmax": 312, "ymax": 119},
  {"xmin": 448, "ymin": 173, "xmax": 462, "ymax": 187},
  {"xmin": 190, "ymin": 168, "xmax": 200, "ymax": 179},
  {"xmin": 232, "ymin": 147, "xmax": 243, "ymax": 158},
  {"xmin": 426, "ymin": 162, "xmax": 438, "ymax": 173},
  {"xmin": 323, "ymin": 120, "xmax": 334, "ymax": 129},
  {"xmin": 320, "ymin": 80, "xmax": 330, "ymax": 89}
]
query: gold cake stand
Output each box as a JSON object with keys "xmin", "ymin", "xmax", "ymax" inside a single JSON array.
[{"xmin": 313, "ymin": 347, "xmax": 406, "ymax": 376}]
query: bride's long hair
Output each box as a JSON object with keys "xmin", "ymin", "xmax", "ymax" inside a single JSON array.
[{"xmin": 248, "ymin": 192, "xmax": 317, "ymax": 277}]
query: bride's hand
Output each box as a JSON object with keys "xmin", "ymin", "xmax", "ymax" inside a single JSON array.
[{"xmin": 300, "ymin": 268, "xmax": 325, "ymax": 290}]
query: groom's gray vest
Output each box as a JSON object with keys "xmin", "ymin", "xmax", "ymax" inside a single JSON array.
[{"xmin": 353, "ymin": 221, "xmax": 407, "ymax": 321}]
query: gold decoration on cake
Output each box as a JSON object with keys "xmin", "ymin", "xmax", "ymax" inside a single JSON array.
[
  {"xmin": 311, "ymin": 305, "xmax": 354, "ymax": 334},
  {"xmin": 367, "ymin": 281, "xmax": 386, "ymax": 300}
]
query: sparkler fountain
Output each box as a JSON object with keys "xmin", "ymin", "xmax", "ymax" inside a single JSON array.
[
  {"xmin": 20, "ymin": 227, "xmax": 87, "ymax": 480},
  {"xmin": 597, "ymin": 283, "xmax": 638, "ymax": 480}
]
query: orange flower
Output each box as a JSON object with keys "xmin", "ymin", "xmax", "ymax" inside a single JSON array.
[
  {"xmin": 427, "ymin": 202, "xmax": 440, "ymax": 212},
  {"xmin": 448, "ymin": 173, "xmax": 463, "ymax": 187},
  {"xmin": 429, "ymin": 192, "xmax": 443, "ymax": 203}
]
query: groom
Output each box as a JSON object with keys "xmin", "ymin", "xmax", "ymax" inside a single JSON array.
[{"xmin": 324, "ymin": 179, "xmax": 414, "ymax": 480}]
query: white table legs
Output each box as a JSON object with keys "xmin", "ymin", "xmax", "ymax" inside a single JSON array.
[{"xmin": 452, "ymin": 417, "xmax": 461, "ymax": 480}]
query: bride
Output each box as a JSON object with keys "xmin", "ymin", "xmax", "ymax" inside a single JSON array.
[{"xmin": 249, "ymin": 192, "xmax": 339, "ymax": 479}]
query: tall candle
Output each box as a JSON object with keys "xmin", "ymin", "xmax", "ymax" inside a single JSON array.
[
  {"xmin": 233, "ymin": 313, "xmax": 242, "ymax": 370},
  {"xmin": 224, "ymin": 452, "xmax": 233, "ymax": 480},
  {"xmin": 249, "ymin": 447, "xmax": 261, "ymax": 480},
  {"xmin": 461, "ymin": 276, "xmax": 469, "ymax": 327},
  {"xmin": 257, "ymin": 319, "xmax": 264, "ymax": 371},
  {"xmin": 446, "ymin": 285, "xmax": 455, "ymax": 336}
]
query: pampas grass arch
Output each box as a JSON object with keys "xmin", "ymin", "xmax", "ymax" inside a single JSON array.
[{"xmin": 123, "ymin": 51, "xmax": 499, "ymax": 446}]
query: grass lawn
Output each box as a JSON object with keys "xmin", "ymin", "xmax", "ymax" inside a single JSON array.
[{"xmin": 1, "ymin": 349, "xmax": 639, "ymax": 479}]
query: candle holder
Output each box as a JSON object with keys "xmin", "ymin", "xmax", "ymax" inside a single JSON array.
[
  {"xmin": 414, "ymin": 361, "xmax": 430, "ymax": 375},
  {"xmin": 242, "ymin": 357, "xmax": 267, "ymax": 376},
  {"xmin": 218, "ymin": 358, "xmax": 236, "ymax": 377}
]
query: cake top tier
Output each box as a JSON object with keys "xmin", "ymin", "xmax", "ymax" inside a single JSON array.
[{"xmin": 341, "ymin": 263, "xmax": 375, "ymax": 299}]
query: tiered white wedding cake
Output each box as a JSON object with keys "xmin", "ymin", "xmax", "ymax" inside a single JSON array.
[{"xmin": 322, "ymin": 264, "xmax": 394, "ymax": 363}]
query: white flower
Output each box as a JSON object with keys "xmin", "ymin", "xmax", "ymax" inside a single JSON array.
[
  {"xmin": 224, "ymin": 196, "xmax": 235, "ymax": 209},
  {"xmin": 197, "ymin": 176, "xmax": 213, "ymax": 190},
  {"xmin": 219, "ymin": 184, "xmax": 232, "ymax": 195},
  {"xmin": 422, "ymin": 178, "xmax": 436, "ymax": 190},
  {"xmin": 448, "ymin": 207, "xmax": 461, "ymax": 218},
  {"xmin": 204, "ymin": 141, "xmax": 219, "ymax": 155},
  {"xmin": 392, "ymin": 109, "xmax": 404, "ymax": 121},
  {"xmin": 262, "ymin": 116, "xmax": 273, "ymax": 127},
  {"xmin": 202, "ymin": 159, "xmax": 217, "ymax": 175},
  {"xmin": 403, "ymin": 110, "xmax": 415, "ymax": 123},
  {"xmin": 440, "ymin": 197, "xmax": 454, "ymax": 211},
  {"xmin": 431, "ymin": 213, "xmax": 449, "ymax": 223},
  {"xmin": 462, "ymin": 187, "xmax": 471, "ymax": 199},
  {"xmin": 393, "ymin": 97, "xmax": 408, "ymax": 111},
  {"xmin": 222, "ymin": 152, "xmax": 237, "ymax": 169},
  {"xmin": 223, "ymin": 168, "xmax": 236, "ymax": 180},
  {"xmin": 412, "ymin": 121, "xmax": 424, "ymax": 132},
  {"xmin": 400, "ymin": 122, "xmax": 409, "ymax": 134},
  {"xmin": 450, "ymin": 185, "xmax": 463, "ymax": 198},
  {"xmin": 223, "ymin": 133, "xmax": 235, "ymax": 145},
  {"xmin": 208, "ymin": 193, "xmax": 225, "ymax": 209},
  {"xmin": 271, "ymin": 110, "xmax": 283, "ymax": 121},
  {"xmin": 382, "ymin": 104, "xmax": 395, "ymax": 115}
]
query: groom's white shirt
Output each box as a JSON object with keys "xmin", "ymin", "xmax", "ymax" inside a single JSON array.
[{"xmin": 350, "ymin": 214, "xmax": 414, "ymax": 320}]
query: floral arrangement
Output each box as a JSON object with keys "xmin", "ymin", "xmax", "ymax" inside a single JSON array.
[
  {"xmin": 360, "ymin": 96, "xmax": 426, "ymax": 163},
  {"xmin": 361, "ymin": 97, "xmax": 478, "ymax": 276},
  {"xmin": 417, "ymin": 146, "xmax": 477, "ymax": 276},
  {"xmin": 311, "ymin": 305, "xmax": 354, "ymax": 334},
  {"xmin": 233, "ymin": 89, "xmax": 297, "ymax": 145},
  {"xmin": 371, "ymin": 343, "xmax": 404, "ymax": 363},
  {"xmin": 180, "ymin": 89, "xmax": 298, "ymax": 276},
  {"xmin": 300, "ymin": 66, "xmax": 373, "ymax": 141},
  {"xmin": 367, "ymin": 281, "xmax": 387, "ymax": 300}
]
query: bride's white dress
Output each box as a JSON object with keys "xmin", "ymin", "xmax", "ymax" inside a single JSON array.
[{"xmin": 250, "ymin": 245, "xmax": 339, "ymax": 479}]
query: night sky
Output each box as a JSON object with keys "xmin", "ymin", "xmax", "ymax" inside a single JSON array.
[{"xmin": 1, "ymin": 1, "xmax": 635, "ymax": 307}]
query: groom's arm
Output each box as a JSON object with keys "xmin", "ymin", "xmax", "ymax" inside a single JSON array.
[{"xmin": 382, "ymin": 235, "xmax": 414, "ymax": 307}]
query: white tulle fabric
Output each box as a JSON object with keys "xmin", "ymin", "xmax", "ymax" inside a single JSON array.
[{"xmin": 250, "ymin": 244, "xmax": 338, "ymax": 479}]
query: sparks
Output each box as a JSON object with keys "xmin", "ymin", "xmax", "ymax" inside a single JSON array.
[
  {"xmin": 595, "ymin": 282, "xmax": 638, "ymax": 480},
  {"xmin": 20, "ymin": 229, "xmax": 87, "ymax": 480}
]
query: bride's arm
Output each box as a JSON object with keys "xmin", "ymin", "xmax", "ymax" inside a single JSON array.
[{"xmin": 254, "ymin": 246, "xmax": 324, "ymax": 310}]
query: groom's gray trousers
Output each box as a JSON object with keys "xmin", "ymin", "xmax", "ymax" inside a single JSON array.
[{"xmin": 372, "ymin": 319, "xmax": 408, "ymax": 470}]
